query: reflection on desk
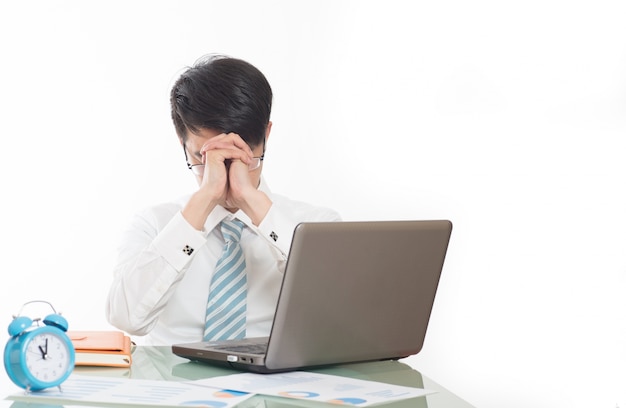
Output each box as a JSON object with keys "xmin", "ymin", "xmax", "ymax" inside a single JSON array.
[{"xmin": 3, "ymin": 346, "xmax": 474, "ymax": 408}]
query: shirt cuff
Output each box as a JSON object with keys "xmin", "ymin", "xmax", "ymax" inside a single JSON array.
[
  {"xmin": 152, "ymin": 211, "xmax": 208, "ymax": 271},
  {"xmin": 256, "ymin": 205, "xmax": 292, "ymax": 259}
]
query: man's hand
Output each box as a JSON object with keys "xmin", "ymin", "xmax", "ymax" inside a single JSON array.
[
  {"xmin": 199, "ymin": 133, "xmax": 254, "ymax": 206},
  {"xmin": 182, "ymin": 132, "xmax": 270, "ymax": 229},
  {"xmin": 224, "ymin": 158, "xmax": 258, "ymax": 208},
  {"xmin": 225, "ymin": 158, "xmax": 272, "ymax": 225},
  {"xmin": 182, "ymin": 133, "xmax": 253, "ymax": 230}
]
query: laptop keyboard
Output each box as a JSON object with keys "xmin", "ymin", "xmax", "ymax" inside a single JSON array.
[{"xmin": 214, "ymin": 343, "xmax": 268, "ymax": 355}]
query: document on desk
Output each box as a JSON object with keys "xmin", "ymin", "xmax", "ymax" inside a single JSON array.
[
  {"xmin": 190, "ymin": 371, "xmax": 436, "ymax": 406},
  {"xmin": 6, "ymin": 374, "xmax": 253, "ymax": 408}
]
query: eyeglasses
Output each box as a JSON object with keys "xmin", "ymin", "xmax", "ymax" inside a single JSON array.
[{"xmin": 183, "ymin": 139, "xmax": 265, "ymax": 176}]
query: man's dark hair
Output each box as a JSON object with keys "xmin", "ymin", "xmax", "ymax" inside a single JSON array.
[{"xmin": 170, "ymin": 54, "xmax": 273, "ymax": 147}]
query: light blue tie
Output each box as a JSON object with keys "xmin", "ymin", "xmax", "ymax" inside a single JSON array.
[{"xmin": 204, "ymin": 219, "xmax": 247, "ymax": 341}]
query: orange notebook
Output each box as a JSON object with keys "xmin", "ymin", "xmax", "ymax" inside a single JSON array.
[{"xmin": 68, "ymin": 331, "xmax": 133, "ymax": 368}]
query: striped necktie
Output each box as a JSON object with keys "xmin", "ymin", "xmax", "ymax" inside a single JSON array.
[{"xmin": 203, "ymin": 219, "xmax": 247, "ymax": 341}]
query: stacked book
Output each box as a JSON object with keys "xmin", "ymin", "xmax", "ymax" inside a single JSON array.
[{"xmin": 68, "ymin": 331, "xmax": 133, "ymax": 368}]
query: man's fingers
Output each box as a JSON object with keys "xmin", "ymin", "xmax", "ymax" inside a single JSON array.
[{"xmin": 200, "ymin": 133, "xmax": 254, "ymax": 161}]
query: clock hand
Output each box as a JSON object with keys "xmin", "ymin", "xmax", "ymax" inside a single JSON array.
[
  {"xmin": 38, "ymin": 345, "xmax": 47, "ymax": 359},
  {"xmin": 37, "ymin": 338, "xmax": 49, "ymax": 360}
]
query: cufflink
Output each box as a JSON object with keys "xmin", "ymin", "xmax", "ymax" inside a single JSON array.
[
  {"xmin": 270, "ymin": 231, "xmax": 278, "ymax": 242},
  {"xmin": 182, "ymin": 245, "xmax": 194, "ymax": 255}
]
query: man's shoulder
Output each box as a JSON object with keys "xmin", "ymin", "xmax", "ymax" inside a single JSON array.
[
  {"xmin": 268, "ymin": 192, "xmax": 341, "ymax": 221},
  {"xmin": 134, "ymin": 195, "xmax": 189, "ymax": 224}
]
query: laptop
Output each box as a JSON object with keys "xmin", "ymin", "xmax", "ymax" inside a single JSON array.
[{"xmin": 172, "ymin": 220, "xmax": 452, "ymax": 373}]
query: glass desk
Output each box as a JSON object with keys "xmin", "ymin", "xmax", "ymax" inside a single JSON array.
[{"xmin": 2, "ymin": 346, "xmax": 474, "ymax": 407}]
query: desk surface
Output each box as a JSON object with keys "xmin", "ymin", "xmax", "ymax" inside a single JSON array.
[{"xmin": 2, "ymin": 346, "xmax": 474, "ymax": 407}]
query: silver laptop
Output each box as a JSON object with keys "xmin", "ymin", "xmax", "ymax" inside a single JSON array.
[{"xmin": 172, "ymin": 220, "xmax": 452, "ymax": 373}]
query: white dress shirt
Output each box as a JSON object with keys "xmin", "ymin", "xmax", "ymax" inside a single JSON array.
[{"xmin": 106, "ymin": 178, "xmax": 341, "ymax": 345}]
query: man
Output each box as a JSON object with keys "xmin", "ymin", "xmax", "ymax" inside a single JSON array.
[{"xmin": 106, "ymin": 55, "xmax": 340, "ymax": 345}]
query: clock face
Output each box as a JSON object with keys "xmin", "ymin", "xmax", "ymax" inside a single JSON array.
[{"xmin": 24, "ymin": 331, "xmax": 72, "ymax": 383}]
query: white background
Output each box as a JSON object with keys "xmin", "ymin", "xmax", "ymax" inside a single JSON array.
[{"xmin": 1, "ymin": 1, "xmax": 624, "ymax": 407}]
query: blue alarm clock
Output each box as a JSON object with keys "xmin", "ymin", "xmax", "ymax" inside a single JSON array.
[{"xmin": 4, "ymin": 300, "xmax": 75, "ymax": 392}]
